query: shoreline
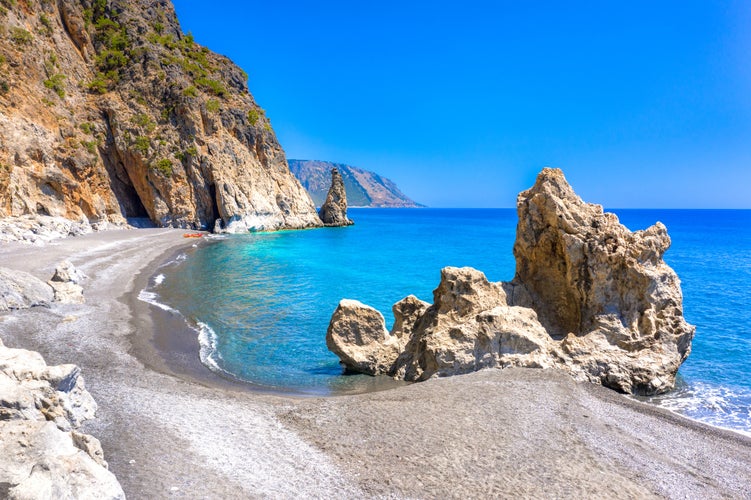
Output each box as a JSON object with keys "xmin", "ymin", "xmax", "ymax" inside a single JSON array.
[{"xmin": 1, "ymin": 228, "xmax": 750, "ymax": 497}]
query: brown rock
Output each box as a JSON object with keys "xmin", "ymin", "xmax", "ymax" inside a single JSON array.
[
  {"xmin": 0, "ymin": 0, "xmax": 320, "ymax": 233},
  {"xmin": 318, "ymin": 168, "xmax": 354, "ymax": 226},
  {"xmin": 326, "ymin": 168, "xmax": 695, "ymax": 395}
]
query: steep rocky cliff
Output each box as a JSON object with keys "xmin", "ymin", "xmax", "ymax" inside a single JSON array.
[
  {"xmin": 327, "ymin": 168, "xmax": 695, "ymax": 395},
  {"xmin": 0, "ymin": 0, "xmax": 320, "ymax": 231},
  {"xmin": 288, "ymin": 159, "xmax": 423, "ymax": 208}
]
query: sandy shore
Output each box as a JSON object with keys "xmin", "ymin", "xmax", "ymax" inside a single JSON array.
[{"xmin": 1, "ymin": 229, "xmax": 750, "ymax": 498}]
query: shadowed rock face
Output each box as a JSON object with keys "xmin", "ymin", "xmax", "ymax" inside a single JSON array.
[
  {"xmin": 0, "ymin": 0, "xmax": 320, "ymax": 232},
  {"xmin": 318, "ymin": 168, "xmax": 354, "ymax": 226},
  {"xmin": 327, "ymin": 168, "xmax": 695, "ymax": 395}
]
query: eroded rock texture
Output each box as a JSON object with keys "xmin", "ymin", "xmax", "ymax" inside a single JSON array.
[
  {"xmin": 327, "ymin": 168, "xmax": 695, "ymax": 395},
  {"xmin": 0, "ymin": 0, "xmax": 320, "ymax": 232},
  {"xmin": 318, "ymin": 168, "xmax": 354, "ymax": 226},
  {"xmin": 0, "ymin": 338, "xmax": 124, "ymax": 499}
]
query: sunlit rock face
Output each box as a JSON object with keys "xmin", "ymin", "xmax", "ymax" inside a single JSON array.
[
  {"xmin": 0, "ymin": 0, "xmax": 320, "ymax": 232},
  {"xmin": 327, "ymin": 168, "xmax": 695, "ymax": 395}
]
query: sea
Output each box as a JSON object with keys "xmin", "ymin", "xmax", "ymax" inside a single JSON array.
[{"xmin": 143, "ymin": 208, "xmax": 751, "ymax": 436}]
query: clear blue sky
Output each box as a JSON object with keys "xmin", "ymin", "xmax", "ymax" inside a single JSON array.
[{"xmin": 172, "ymin": 1, "xmax": 750, "ymax": 208}]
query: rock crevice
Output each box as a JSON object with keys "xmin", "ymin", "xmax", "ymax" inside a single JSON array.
[{"xmin": 326, "ymin": 168, "xmax": 695, "ymax": 395}]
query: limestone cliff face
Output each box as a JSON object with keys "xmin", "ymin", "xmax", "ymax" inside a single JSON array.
[
  {"xmin": 0, "ymin": 0, "xmax": 320, "ymax": 231},
  {"xmin": 327, "ymin": 168, "xmax": 695, "ymax": 395}
]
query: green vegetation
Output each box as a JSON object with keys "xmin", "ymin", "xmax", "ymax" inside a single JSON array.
[
  {"xmin": 88, "ymin": 10, "xmax": 131, "ymax": 93},
  {"xmin": 195, "ymin": 77, "xmax": 225, "ymax": 96},
  {"xmin": 43, "ymin": 73, "xmax": 66, "ymax": 98},
  {"xmin": 153, "ymin": 21, "xmax": 164, "ymax": 34},
  {"xmin": 152, "ymin": 158, "xmax": 173, "ymax": 177},
  {"xmin": 182, "ymin": 85, "xmax": 198, "ymax": 97},
  {"xmin": 81, "ymin": 140, "xmax": 98, "ymax": 154},
  {"xmin": 0, "ymin": 54, "xmax": 5, "ymax": 65},
  {"xmin": 10, "ymin": 27, "xmax": 32, "ymax": 45},
  {"xmin": 39, "ymin": 13, "xmax": 52, "ymax": 34},
  {"xmin": 185, "ymin": 146, "xmax": 198, "ymax": 157},
  {"xmin": 79, "ymin": 122, "xmax": 95, "ymax": 134},
  {"xmin": 0, "ymin": 79, "xmax": 8, "ymax": 95},
  {"xmin": 205, "ymin": 99, "xmax": 220, "ymax": 113},
  {"xmin": 247, "ymin": 109, "xmax": 260, "ymax": 126},
  {"xmin": 131, "ymin": 113, "xmax": 156, "ymax": 132},
  {"xmin": 133, "ymin": 136, "xmax": 150, "ymax": 154}
]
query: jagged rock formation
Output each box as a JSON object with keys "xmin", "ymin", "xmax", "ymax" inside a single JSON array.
[
  {"xmin": 0, "ymin": 0, "xmax": 320, "ymax": 232},
  {"xmin": 47, "ymin": 260, "xmax": 85, "ymax": 304},
  {"xmin": 0, "ymin": 338, "xmax": 125, "ymax": 499},
  {"xmin": 289, "ymin": 159, "xmax": 423, "ymax": 208},
  {"xmin": 327, "ymin": 168, "xmax": 695, "ymax": 395},
  {"xmin": 318, "ymin": 168, "xmax": 354, "ymax": 226},
  {"xmin": 1, "ymin": 260, "xmax": 85, "ymax": 311}
]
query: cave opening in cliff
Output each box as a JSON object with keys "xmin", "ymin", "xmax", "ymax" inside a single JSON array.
[{"xmin": 208, "ymin": 183, "xmax": 221, "ymax": 227}]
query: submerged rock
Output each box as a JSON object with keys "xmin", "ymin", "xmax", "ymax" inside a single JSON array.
[
  {"xmin": 0, "ymin": 338, "xmax": 124, "ymax": 499},
  {"xmin": 326, "ymin": 168, "xmax": 695, "ymax": 395},
  {"xmin": 318, "ymin": 168, "xmax": 354, "ymax": 226}
]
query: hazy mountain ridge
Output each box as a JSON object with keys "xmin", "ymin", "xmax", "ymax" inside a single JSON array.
[{"xmin": 288, "ymin": 160, "xmax": 423, "ymax": 208}]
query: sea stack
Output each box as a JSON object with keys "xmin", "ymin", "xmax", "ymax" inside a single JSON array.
[
  {"xmin": 326, "ymin": 168, "xmax": 695, "ymax": 395},
  {"xmin": 318, "ymin": 168, "xmax": 354, "ymax": 226}
]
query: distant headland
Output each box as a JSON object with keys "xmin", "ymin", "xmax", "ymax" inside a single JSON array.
[{"xmin": 288, "ymin": 159, "xmax": 424, "ymax": 208}]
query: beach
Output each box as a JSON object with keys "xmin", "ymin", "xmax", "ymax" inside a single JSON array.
[{"xmin": 1, "ymin": 229, "xmax": 750, "ymax": 498}]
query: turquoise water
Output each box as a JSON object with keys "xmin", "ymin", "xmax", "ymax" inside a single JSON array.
[{"xmin": 149, "ymin": 208, "xmax": 751, "ymax": 434}]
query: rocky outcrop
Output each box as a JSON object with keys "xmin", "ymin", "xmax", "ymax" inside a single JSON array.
[
  {"xmin": 289, "ymin": 159, "xmax": 423, "ymax": 208},
  {"xmin": 0, "ymin": 0, "xmax": 320, "ymax": 232},
  {"xmin": 1, "ymin": 261, "xmax": 85, "ymax": 311},
  {"xmin": 327, "ymin": 168, "xmax": 695, "ymax": 395},
  {"xmin": 0, "ymin": 268, "xmax": 54, "ymax": 311},
  {"xmin": 318, "ymin": 168, "xmax": 354, "ymax": 226},
  {"xmin": 0, "ymin": 338, "xmax": 125, "ymax": 499},
  {"xmin": 48, "ymin": 260, "xmax": 85, "ymax": 304}
]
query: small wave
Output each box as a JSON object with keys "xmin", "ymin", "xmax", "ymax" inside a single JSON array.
[
  {"xmin": 196, "ymin": 321, "xmax": 229, "ymax": 376},
  {"xmin": 153, "ymin": 273, "xmax": 165, "ymax": 285},
  {"xmin": 137, "ymin": 289, "xmax": 179, "ymax": 314},
  {"xmin": 644, "ymin": 381, "xmax": 751, "ymax": 437}
]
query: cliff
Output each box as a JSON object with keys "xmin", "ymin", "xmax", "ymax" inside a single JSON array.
[
  {"xmin": 327, "ymin": 168, "xmax": 695, "ymax": 395},
  {"xmin": 288, "ymin": 159, "xmax": 423, "ymax": 208},
  {"xmin": 0, "ymin": 0, "xmax": 320, "ymax": 232}
]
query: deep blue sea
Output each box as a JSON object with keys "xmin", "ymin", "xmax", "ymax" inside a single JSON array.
[{"xmin": 146, "ymin": 208, "xmax": 751, "ymax": 435}]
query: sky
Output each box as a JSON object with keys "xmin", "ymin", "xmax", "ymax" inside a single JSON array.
[{"xmin": 172, "ymin": 1, "xmax": 750, "ymax": 208}]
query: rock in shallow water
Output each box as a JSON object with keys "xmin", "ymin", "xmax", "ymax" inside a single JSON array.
[
  {"xmin": 326, "ymin": 168, "xmax": 695, "ymax": 395},
  {"xmin": 318, "ymin": 168, "xmax": 354, "ymax": 227}
]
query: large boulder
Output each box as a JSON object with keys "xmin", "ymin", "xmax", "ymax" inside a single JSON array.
[
  {"xmin": 48, "ymin": 260, "xmax": 85, "ymax": 304},
  {"xmin": 318, "ymin": 168, "xmax": 354, "ymax": 226},
  {"xmin": 326, "ymin": 168, "xmax": 695, "ymax": 395},
  {"xmin": 0, "ymin": 339, "xmax": 124, "ymax": 498},
  {"xmin": 0, "ymin": 268, "xmax": 54, "ymax": 312}
]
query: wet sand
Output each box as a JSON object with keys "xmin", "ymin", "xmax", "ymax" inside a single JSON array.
[{"xmin": 1, "ymin": 228, "xmax": 750, "ymax": 498}]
